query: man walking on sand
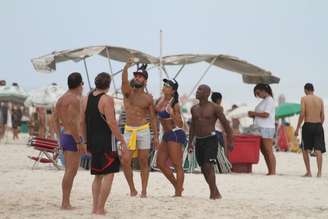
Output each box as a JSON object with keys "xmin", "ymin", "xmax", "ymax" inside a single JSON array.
[
  {"xmin": 54, "ymin": 72, "xmax": 87, "ymax": 209},
  {"xmin": 188, "ymin": 85, "xmax": 233, "ymax": 199},
  {"xmin": 295, "ymin": 83, "xmax": 325, "ymax": 177},
  {"xmin": 121, "ymin": 57, "xmax": 159, "ymax": 198}
]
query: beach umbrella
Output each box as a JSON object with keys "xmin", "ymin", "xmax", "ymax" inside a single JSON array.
[
  {"xmin": 162, "ymin": 54, "xmax": 280, "ymax": 84},
  {"xmin": 275, "ymin": 102, "xmax": 301, "ymax": 119},
  {"xmin": 161, "ymin": 54, "xmax": 280, "ymax": 99},
  {"xmin": 31, "ymin": 45, "xmax": 280, "ymax": 95},
  {"xmin": 226, "ymin": 105, "xmax": 254, "ymax": 119},
  {"xmin": 24, "ymin": 83, "xmax": 65, "ymax": 108},
  {"xmin": 31, "ymin": 45, "xmax": 159, "ymax": 91},
  {"xmin": 0, "ymin": 83, "xmax": 28, "ymax": 104}
]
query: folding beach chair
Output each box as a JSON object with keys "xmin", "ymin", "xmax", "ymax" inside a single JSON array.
[
  {"xmin": 27, "ymin": 136, "xmax": 61, "ymax": 170},
  {"xmin": 215, "ymin": 144, "xmax": 232, "ymax": 174},
  {"xmin": 182, "ymin": 145, "xmax": 200, "ymax": 173}
]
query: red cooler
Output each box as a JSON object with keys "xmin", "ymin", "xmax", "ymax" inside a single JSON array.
[{"xmin": 228, "ymin": 135, "xmax": 261, "ymax": 173}]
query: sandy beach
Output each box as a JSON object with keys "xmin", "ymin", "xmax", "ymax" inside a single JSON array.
[{"xmin": 0, "ymin": 139, "xmax": 327, "ymax": 219}]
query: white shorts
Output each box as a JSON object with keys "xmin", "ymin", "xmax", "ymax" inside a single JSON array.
[
  {"xmin": 259, "ymin": 127, "xmax": 275, "ymax": 139},
  {"xmin": 124, "ymin": 127, "xmax": 151, "ymax": 150}
]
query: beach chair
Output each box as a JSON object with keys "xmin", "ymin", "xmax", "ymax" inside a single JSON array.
[
  {"xmin": 215, "ymin": 144, "xmax": 232, "ymax": 174},
  {"xmin": 150, "ymin": 150, "xmax": 176, "ymax": 172},
  {"xmin": 27, "ymin": 136, "xmax": 61, "ymax": 170},
  {"xmin": 182, "ymin": 146, "xmax": 200, "ymax": 173}
]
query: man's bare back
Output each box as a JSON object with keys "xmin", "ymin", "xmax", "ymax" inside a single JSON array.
[
  {"xmin": 295, "ymin": 83, "xmax": 325, "ymax": 178},
  {"xmin": 302, "ymin": 95, "xmax": 324, "ymax": 123},
  {"xmin": 56, "ymin": 72, "xmax": 85, "ymax": 210},
  {"xmin": 55, "ymin": 91, "xmax": 81, "ymax": 141}
]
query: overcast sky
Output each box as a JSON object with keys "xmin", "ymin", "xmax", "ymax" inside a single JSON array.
[{"xmin": 1, "ymin": 0, "xmax": 327, "ymax": 106}]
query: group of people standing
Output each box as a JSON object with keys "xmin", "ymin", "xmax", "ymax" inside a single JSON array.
[
  {"xmin": 53, "ymin": 57, "xmax": 325, "ymax": 215},
  {"xmin": 0, "ymin": 101, "xmax": 23, "ymax": 141},
  {"xmin": 54, "ymin": 57, "xmax": 234, "ymax": 215}
]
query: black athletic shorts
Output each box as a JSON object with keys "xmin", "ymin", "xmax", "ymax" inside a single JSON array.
[
  {"xmin": 91, "ymin": 152, "xmax": 120, "ymax": 175},
  {"xmin": 195, "ymin": 134, "xmax": 218, "ymax": 167},
  {"xmin": 302, "ymin": 122, "xmax": 326, "ymax": 153}
]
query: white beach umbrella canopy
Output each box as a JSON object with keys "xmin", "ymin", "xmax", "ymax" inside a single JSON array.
[
  {"xmin": 25, "ymin": 83, "xmax": 66, "ymax": 108},
  {"xmin": 226, "ymin": 105, "xmax": 254, "ymax": 119},
  {"xmin": 0, "ymin": 83, "xmax": 28, "ymax": 103}
]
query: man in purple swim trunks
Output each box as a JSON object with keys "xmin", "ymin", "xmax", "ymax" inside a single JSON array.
[{"xmin": 54, "ymin": 72, "xmax": 87, "ymax": 210}]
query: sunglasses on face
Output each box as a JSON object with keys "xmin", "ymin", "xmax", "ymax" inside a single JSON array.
[{"xmin": 163, "ymin": 82, "xmax": 172, "ymax": 88}]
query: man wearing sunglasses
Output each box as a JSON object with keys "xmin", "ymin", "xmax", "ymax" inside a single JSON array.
[
  {"xmin": 54, "ymin": 72, "xmax": 87, "ymax": 209},
  {"xmin": 121, "ymin": 57, "xmax": 159, "ymax": 198}
]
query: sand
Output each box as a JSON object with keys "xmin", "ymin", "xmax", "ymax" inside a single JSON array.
[{"xmin": 0, "ymin": 138, "xmax": 328, "ymax": 219}]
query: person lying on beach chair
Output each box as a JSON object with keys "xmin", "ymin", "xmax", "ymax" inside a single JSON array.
[{"xmin": 27, "ymin": 136, "xmax": 60, "ymax": 170}]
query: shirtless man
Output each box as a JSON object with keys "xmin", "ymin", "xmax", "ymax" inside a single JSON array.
[
  {"xmin": 121, "ymin": 57, "xmax": 159, "ymax": 197},
  {"xmin": 188, "ymin": 85, "xmax": 233, "ymax": 199},
  {"xmin": 54, "ymin": 72, "xmax": 87, "ymax": 209},
  {"xmin": 295, "ymin": 83, "xmax": 325, "ymax": 177}
]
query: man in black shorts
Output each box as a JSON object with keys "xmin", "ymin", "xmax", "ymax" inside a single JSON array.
[
  {"xmin": 81, "ymin": 73, "xmax": 127, "ymax": 215},
  {"xmin": 295, "ymin": 83, "xmax": 325, "ymax": 177},
  {"xmin": 188, "ymin": 85, "xmax": 233, "ymax": 199}
]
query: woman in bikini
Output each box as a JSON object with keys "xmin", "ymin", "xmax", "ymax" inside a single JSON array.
[{"xmin": 155, "ymin": 79, "xmax": 186, "ymax": 197}]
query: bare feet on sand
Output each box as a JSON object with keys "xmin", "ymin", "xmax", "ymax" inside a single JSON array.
[
  {"xmin": 303, "ymin": 172, "xmax": 312, "ymax": 177},
  {"xmin": 130, "ymin": 190, "xmax": 138, "ymax": 197},
  {"xmin": 94, "ymin": 209, "xmax": 107, "ymax": 215},
  {"xmin": 317, "ymin": 172, "xmax": 322, "ymax": 177},
  {"xmin": 61, "ymin": 204, "xmax": 75, "ymax": 210},
  {"xmin": 174, "ymin": 187, "xmax": 184, "ymax": 197},
  {"xmin": 210, "ymin": 191, "xmax": 222, "ymax": 200},
  {"xmin": 140, "ymin": 191, "xmax": 147, "ymax": 198}
]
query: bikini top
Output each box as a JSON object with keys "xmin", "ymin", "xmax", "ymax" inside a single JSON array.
[
  {"xmin": 157, "ymin": 103, "xmax": 171, "ymax": 119},
  {"xmin": 158, "ymin": 110, "xmax": 171, "ymax": 119}
]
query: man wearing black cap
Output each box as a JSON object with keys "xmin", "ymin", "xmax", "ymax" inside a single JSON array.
[{"xmin": 121, "ymin": 57, "xmax": 159, "ymax": 198}]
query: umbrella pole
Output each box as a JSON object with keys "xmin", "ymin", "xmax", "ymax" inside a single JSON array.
[
  {"xmin": 160, "ymin": 65, "xmax": 170, "ymax": 79},
  {"xmin": 173, "ymin": 63, "xmax": 185, "ymax": 80},
  {"xmin": 105, "ymin": 48, "xmax": 118, "ymax": 96},
  {"xmin": 187, "ymin": 57, "xmax": 217, "ymax": 99},
  {"xmin": 159, "ymin": 30, "xmax": 164, "ymax": 91},
  {"xmin": 82, "ymin": 58, "xmax": 92, "ymax": 90}
]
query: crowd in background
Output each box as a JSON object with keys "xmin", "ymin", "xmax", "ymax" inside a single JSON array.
[{"xmin": 0, "ymin": 101, "xmax": 55, "ymax": 142}]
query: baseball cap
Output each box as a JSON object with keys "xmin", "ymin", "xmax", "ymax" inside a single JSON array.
[
  {"xmin": 163, "ymin": 79, "xmax": 178, "ymax": 90},
  {"xmin": 133, "ymin": 64, "xmax": 148, "ymax": 80}
]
